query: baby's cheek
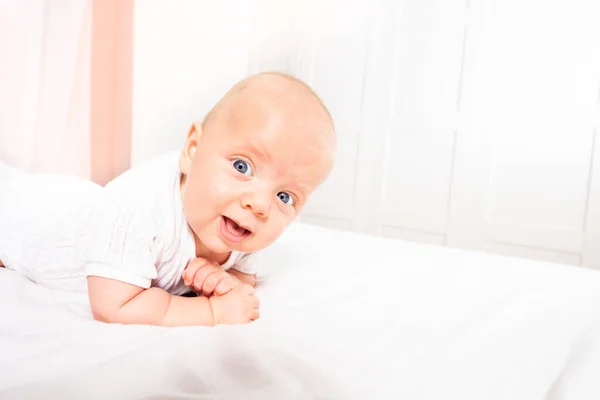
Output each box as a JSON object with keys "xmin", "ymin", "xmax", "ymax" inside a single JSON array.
[
  {"xmin": 211, "ymin": 178, "xmax": 231, "ymax": 194},
  {"xmin": 208, "ymin": 178, "xmax": 236, "ymax": 205},
  {"xmin": 267, "ymin": 215, "xmax": 290, "ymax": 240},
  {"xmin": 183, "ymin": 193, "xmax": 203, "ymax": 221},
  {"xmin": 183, "ymin": 178, "xmax": 213, "ymax": 217}
]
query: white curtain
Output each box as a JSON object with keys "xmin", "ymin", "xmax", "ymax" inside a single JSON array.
[{"xmin": 0, "ymin": 0, "xmax": 92, "ymax": 178}]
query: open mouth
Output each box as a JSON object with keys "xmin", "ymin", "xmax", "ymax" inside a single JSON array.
[{"xmin": 219, "ymin": 216, "xmax": 252, "ymax": 244}]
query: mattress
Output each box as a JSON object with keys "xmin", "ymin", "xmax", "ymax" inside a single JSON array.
[{"xmin": 1, "ymin": 221, "xmax": 599, "ymax": 399}]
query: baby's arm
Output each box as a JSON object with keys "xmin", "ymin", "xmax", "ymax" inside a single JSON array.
[
  {"xmin": 87, "ymin": 276, "xmax": 215, "ymax": 326},
  {"xmin": 88, "ymin": 276, "xmax": 259, "ymax": 326},
  {"xmin": 228, "ymin": 269, "xmax": 257, "ymax": 287}
]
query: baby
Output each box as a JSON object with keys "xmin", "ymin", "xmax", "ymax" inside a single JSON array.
[{"xmin": 0, "ymin": 72, "xmax": 336, "ymax": 326}]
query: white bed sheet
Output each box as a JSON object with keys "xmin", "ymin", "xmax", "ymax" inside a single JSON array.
[{"xmin": 1, "ymin": 222, "xmax": 600, "ymax": 399}]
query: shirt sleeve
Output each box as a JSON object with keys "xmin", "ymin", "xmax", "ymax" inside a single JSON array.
[{"xmin": 79, "ymin": 191, "xmax": 159, "ymax": 289}]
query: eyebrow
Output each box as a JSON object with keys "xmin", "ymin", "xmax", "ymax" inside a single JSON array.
[
  {"xmin": 285, "ymin": 178, "xmax": 311, "ymax": 201},
  {"xmin": 241, "ymin": 142, "xmax": 272, "ymax": 164}
]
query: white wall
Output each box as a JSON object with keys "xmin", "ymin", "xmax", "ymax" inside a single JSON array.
[
  {"xmin": 131, "ymin": 0, "xmax": 600, "ymax": 269},
  {"xmin": 130, "ymin": 0, "xmax": 254, "ymax": 165}
]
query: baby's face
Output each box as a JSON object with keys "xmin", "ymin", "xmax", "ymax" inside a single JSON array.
[{"xmin": 179, "ymin": 94, "xmax": 334, "ymax": 257}]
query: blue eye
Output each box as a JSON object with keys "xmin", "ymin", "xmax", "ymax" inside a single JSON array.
[
  {"xmin": 277, "ymin": 191, "xmax": 294, "ymax": 206},
  {"xmin": 233, "ymin": 159, "xmax": 252, "ymax": 176}
]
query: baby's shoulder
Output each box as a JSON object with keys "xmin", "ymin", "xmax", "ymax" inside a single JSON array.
[
  {"xmin": 89, "ymin": 151, "xmax": 182, "ymax": 228},
  {"xmin": 104, "ymin": 151, "xmax": 180, "ymax": 196}
]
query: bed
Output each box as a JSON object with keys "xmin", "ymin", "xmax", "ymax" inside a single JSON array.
[{"xmin": 1, "ymin": 221, "xmax": 599, "ymax": 399}]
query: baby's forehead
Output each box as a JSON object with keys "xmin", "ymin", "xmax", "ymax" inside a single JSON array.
[
  {"xmin": 204, "ymin": 72, "xmax": 336, "ymax": 178},
  {"xmin": 216, "ymin": 75, "xmax": 332, "ymax": 131},
  {"xmin": 219, "ymin": 92, "xmax": 331, "ymax": 146},
  {"xmin": 233, "ymin": 132, "xmax": 330, "ymax": 168}
]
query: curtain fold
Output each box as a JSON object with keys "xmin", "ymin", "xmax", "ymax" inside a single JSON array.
[{"xmin": 0, "ymin": 0, "xmax": 92, "ymax": 178}]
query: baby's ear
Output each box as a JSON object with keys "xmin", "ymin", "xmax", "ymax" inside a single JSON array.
[{"xmin": 179, "ymin": 122, "xmax": 202, "ymax": 174}]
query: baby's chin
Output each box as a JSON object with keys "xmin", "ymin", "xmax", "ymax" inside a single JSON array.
[{"xmin": 198, "ymin": 231, "xmax": 257, "ymax": 254}]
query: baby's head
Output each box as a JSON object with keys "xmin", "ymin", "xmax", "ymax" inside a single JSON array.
[{"xmin": 179, "ymin": 72, "xmax": 335, "ymax": 257}]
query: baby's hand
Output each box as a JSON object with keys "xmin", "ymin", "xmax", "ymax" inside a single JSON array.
[
  {"xmin": 182, "ymin": 258, "xmax": 237, "ymax": 296},
  {"xmin": 208, "ymin": 284, "xmax": 260, "ymax": 324}
]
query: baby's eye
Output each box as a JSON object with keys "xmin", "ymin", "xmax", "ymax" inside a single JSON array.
[
  {"xmin": 233, "ymin": 159, "xmax": 253, "ymax": 176},
  {"xmin": 277, "ymin": 191, "xmax": 294, "ymax": 206}
]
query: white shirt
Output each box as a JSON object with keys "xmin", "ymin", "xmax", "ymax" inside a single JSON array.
[
  {"xmin": 81, "ymin": 151, "xmax": 260, "ymax": 295},
  {"xmin": 0, "ymin": 153, "xmax": 260, "ymax": 294}
]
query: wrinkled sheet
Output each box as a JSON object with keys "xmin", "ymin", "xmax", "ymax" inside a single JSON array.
[{"xmin": 1, "ymin": 222, "xmax": 600, "ymax": 399}]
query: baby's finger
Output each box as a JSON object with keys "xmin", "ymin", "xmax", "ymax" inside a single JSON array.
[
  {"xmin": 251, "ymin": 309, "xmax": 260, "ymax": 321},
  {"xmin": 182, "ymin": 262, "xmax": 202, "ymax": 286},
  {"xmin": 202, "ymin": 272, "xmax": 224, "ymax": 296},
  {"xmin": 195, "ymin": 263, "xmax": 220, "ymax": 280},
  {"xmin": 192, "ymin": 266, "xmax": 214, "ymax": 292},
  {"xmin": 191, "ymin": 263, "xmax": 219, "ymax": 290},
  {"xmin": 184, "ymin": 258, "xmax": 210, "ymax": 285},
  {"xmin": 214, "ymin": 278, "xmax": 234, "ymax": 296}
]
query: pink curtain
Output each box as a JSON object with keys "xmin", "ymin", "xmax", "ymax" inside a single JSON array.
[
  {"xmin": 91, "ymin": 0, "xmax": 133, "ymax": 185},
  {"xmin": 0, "ymin": 0, "xmax": 92, "ymax": 178},
  {"xmin": 0, "ymin": 0, "xmax": 133, "ymax": 184}
]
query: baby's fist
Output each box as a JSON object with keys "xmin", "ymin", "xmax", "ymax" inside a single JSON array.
[
  {"xmin": 182, "ymin": 258, "xmax": 236, "ymax": 296},
  {"xmin": 208, "ymin": 284, "xmax": 260, "ymax": 325}
]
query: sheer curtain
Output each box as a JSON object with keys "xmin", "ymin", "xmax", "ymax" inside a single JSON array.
[{"xmin": 0, "ymin": 0, "xmax": 92, "ymax": 179}]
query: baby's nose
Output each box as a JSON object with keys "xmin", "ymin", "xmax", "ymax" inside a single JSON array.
[{"xmin": 241, "ymin": 187, "xmax": 271, "ymax": 218}]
